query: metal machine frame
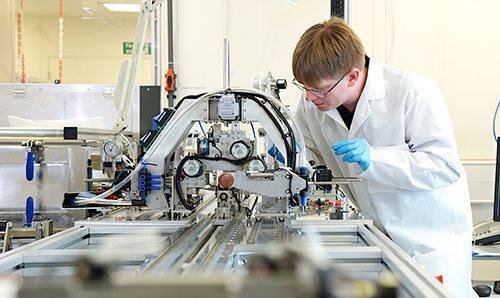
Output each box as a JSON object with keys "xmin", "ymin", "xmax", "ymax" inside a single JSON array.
[{"xmin": 0, "ymin": 215, "xmax": 453, "ymax": 298}]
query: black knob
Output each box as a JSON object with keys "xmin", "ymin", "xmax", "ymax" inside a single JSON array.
[
  {"xmin": 473, "ymin": 285, "xmax": 492, "ymax": 297},
  {"xmin": 276, "ymin": 79, "xmax": 287, "ymax": 89}
]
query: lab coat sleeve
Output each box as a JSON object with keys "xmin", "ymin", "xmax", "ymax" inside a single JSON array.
[
  {"xmin": 295, "ymin": 95, "xmax": 325, "ymax": 166},
  {"xmin": 360, "ymin": 80, "xmax": 464, "ymax": 192}
]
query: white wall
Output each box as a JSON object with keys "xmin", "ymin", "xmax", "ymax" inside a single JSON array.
[
  {"xmin": 173, "ymin": 0, "xmax": 330, "ymax": 111},
  {"xmin": 464, "ymin": 162, "xmax": 496, "ymax": 224},
  {"xmin": 0, "ymin": 0, "xmax": 15, "ymax": 83},
  {"xmin": 352, "ymin": 0, "xmax": 500, "ymax": 159}
]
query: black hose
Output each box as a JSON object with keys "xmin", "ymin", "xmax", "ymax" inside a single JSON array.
[
  {"xmin": 175, "ymin": 157, "xmax": 196, "ymax": 210},
  {"xmin": 235, "ymin": 92, "xmax": 295, "ymax": 169},
  {"xmin": 174, "ymin": 92, "xmax": 206, "ymax": 110},
  {"xmin": 175, "ymin": 154, "xmax": 258, "ymax": 210},
  {"xmin": 237, "ymin": 91, "xmax": 296, "ymax": 168}
]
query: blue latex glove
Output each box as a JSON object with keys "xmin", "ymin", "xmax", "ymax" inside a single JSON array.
[{"xmin": 331, "ymin": 138, "xmax": 371, "ymax": 171}]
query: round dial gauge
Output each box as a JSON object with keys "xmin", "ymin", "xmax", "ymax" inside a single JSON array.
[
  {"xmin": 103, "ymin": 140, "xmax": 122, "ymax": 158},
  {"xmin": 230, "ymin": 142, "xmax": 249, "ymax": 159},
  {"xmin": 182, "ymin": 159, "xmax": 203, "ymax": 177},
  {"xmin": 246, "ymin": 159, "xmax": 266, "ymax": 172}
]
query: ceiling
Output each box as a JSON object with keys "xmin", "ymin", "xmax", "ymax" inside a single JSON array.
[{"xmin": 22, "ymin": 0, "xmax": 141, "ymax": 18}]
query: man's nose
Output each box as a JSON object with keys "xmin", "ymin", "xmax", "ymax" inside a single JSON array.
[{"xmin": 305, "ymin": 91, "xmax": 318, "ymax": 102}]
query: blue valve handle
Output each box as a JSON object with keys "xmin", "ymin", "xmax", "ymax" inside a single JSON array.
[
  {"xmin": 26, "ymin": 151, "xmax": 34, "ymax": 181},
  {"xmin": 25, "ymin": 196, "xmax": 34, "ymax": 228}
]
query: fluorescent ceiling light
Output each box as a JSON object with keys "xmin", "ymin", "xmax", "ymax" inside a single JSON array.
[{"xmin": 103, "ymin": 3, "xmax": 141, "ymax": 12}]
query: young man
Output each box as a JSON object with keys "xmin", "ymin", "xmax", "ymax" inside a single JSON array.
[{"xmin": 293, "ymin": 17, "xmax": 473, "ymax": 297}]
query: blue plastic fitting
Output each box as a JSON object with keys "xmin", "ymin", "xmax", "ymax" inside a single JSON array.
[
  {"xmin": 139, "ymin": 174, "xmax": 146, "ymax": 180},
  {"xmin": 151, "ymin": 175, "xmax": 161, "ymax": 179},
  {"xmin": 26, "ymin": 151, "xmax": 34, "ymax": 181},
  {"xmin": 139, "ymin": 180, "xmax": 146, "ymax": 186},
  {"xmin": 299, "ymin": 166, "xmax": 308, "ymax": 177},
  {"xmin": 151, "ymin": 186, "xmax": 161, "ymax": 190},
  {"xmin": 151, "ymin": 180, "xmax": 160, "ymax": 185},
  {"xmin": 25, "ymin": 196, "xmax": 34, "ymax": 228},
  {"xmin": 300, "ymin": 194, "xmax": 307, "ymax": 207},
  {"xmin": 139, "ymin": 186, "xmax": 146, "ymax": 191},
  {"xmin": 152, "ymin": 117, "xmax": 159, "ymax": 131}
]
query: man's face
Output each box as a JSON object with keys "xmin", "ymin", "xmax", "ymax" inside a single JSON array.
[{"xmin": 304, "ymin": 76, "xmax": 348, "ymax": 111}]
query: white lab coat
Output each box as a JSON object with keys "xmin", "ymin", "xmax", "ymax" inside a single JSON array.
[{"xmin": 295, "ymin": 57, "xmax": 473, "ymax": 298}]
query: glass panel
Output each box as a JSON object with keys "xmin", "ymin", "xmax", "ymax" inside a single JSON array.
[{"xmin": 13, "ymin": 0, "xmax": 151, "ymax": 85}]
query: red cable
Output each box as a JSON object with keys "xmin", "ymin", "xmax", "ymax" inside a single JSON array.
[{"xmin": 16, "ymin": 0, "xmax": 25, "ymax": 83}]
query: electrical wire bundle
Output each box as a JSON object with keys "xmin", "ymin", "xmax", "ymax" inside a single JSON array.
[
  {"xmin": 234, "ymin": 91, "xmax": 298, "ymax": 170},
  {"xmin": 175, "ymin": 90, "xmax": 300, "ymax": 170},
  {"xmin": 175, "ymin": 154, "xmax": 263, "ymax": 210},
  {"xmin": 173, "ymin": 90, "xmax": 303, "ymax": 210},
  {"xmin": 77, "ymin": 88, "xmax": 306, "ymax": 209}
]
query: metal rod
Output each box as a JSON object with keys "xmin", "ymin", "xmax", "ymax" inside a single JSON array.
[
  {"xmin": 167, "ymin": 0, "xmax": 175, "ymax": 107},
  {"xmin": 0, "ymin": 140, "xmax": 99, "ymax": 146},
  {"xmin": 0, "ymin": 128, "xmax": 63, "ymax": 138},
  {"xmin": 223, "ymin": 38, "xmax": 230, "ymax": 89},
  {"xmin": 0, "ymin": 127, "xmax": 127, "ymax": 140},
  {"xmin": 151, "ymin": 4, "xmax": 161, "ymax": 86},
  {"xmin": 246, "ymin": 172, "xmax": 274, "ymax": 178},
  {"xmin": 83, "ymin": 178, "xmax": 115, "ymax": 183},
  {"xmin": 310, "ymin": 178, "xmax": 362, "ymax": 185}
]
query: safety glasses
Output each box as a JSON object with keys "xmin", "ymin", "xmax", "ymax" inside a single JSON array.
[{"xmin": 292, "ymin": 71, "xmax": 348, "ymax": 97}]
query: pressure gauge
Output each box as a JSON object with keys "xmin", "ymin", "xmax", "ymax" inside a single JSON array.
[
  {"xmin": 245, "ymin": 158, "xmax": 266, "ymax": 172},
  {"xmin": 182, "ymin": 159, "xmax": 204, "ymax": 177},
  {"xmin": 230, "ymin": 141, "xmax": 250, "ymax": 159},
  {"xmin": 103, "ymin": 140, "xmax": 122, "ymax": 158}
]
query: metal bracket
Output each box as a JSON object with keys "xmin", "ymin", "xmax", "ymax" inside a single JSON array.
[
  {"xmin": 23, "ymin": 139, "xmax": 45, "ymax": 163},
  {"xmin": 2, "ymin": 222, "xmax": 12, "ymax": 253},
  {"xmin": 12, "ymin": 86, "xmax": 26, "ymax": 98},
  {"xmin": 34, "ymin": 220, "xmax": 54, "ymax": 240}
]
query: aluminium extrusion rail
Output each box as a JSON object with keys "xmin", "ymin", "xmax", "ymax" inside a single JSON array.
[
  {"xmin": 0, "ymin": 217, "xmax": 454, "ymax": 297},
  {"xmin": 291, "ymin": 220, "xmax": 454, "ymax": 298},
  {"xmin": 0, "ymin": 221, "xmax": 186, "ymax": 277}
]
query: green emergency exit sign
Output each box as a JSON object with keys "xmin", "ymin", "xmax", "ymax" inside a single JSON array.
[{"xmin": 123, "ymin": 42, "xmax": 151, "ymax": 55}]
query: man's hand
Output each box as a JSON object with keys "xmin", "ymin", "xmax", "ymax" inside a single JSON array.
[{"xmin": 331, "ymin": 138, "xmax": 371, "ymax": 171}]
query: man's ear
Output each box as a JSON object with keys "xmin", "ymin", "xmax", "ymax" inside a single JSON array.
[{"xmin": 346, "ymin": 68, "xmax": 360, "ymax": 87}]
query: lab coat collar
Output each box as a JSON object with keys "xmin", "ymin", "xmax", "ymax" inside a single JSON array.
[
  {"xmin": 362, "ymin": 56, "xmax": 386, "ymax": 101},
  {"xmin": 325, "ymin": 109, "xmax": 348, "ymax": 130},
  {"xmin": 348, "ymin": 56, "xmax": 384, "ymax": 135}
]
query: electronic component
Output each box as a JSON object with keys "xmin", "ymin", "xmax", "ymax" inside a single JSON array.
[
  {"xmin": 230, "ymin": 141, "xmax": 250, "ymax": 159},
  {"xmin": 218, "ymin": 94, "xmax": 239, "ymax": 120},
  {"xmin": 245, "ymin": 158, "xmax": 265, "ymax": 172},
  {"xmin": 103, "ymin": 140, "xmax": 123, "ymax": 158},
  {"xmin": 182, "ymin": 159, "xmax": 204, "ymax": 178},
  {"xmin": 315, "ymin": 166, "xmax": 333, "ymax": 191}
]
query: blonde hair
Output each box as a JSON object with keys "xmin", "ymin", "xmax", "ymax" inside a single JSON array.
[{"xmin": 292, "ymin": 17, "xmax": 365, "ymax": 87}]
